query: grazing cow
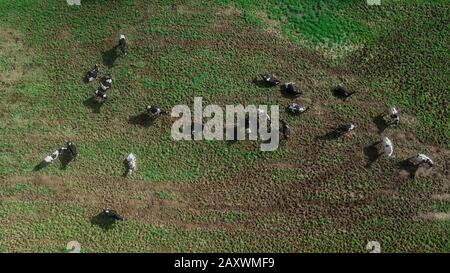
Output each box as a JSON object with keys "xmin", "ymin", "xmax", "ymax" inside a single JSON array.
[
  {"xmin": 147, "ymin": 105, "xmax": 166, "ymax": 116},
  {"xmin": 85, "ymin": 64, "xmax": 99, "ymax": 82},
  {"xmin": 95, "ymin": 89, "xmax": 108, "ymax": 100},
  {"xmin": 259, "ymin": 74, "xmax": 280, "ymax": 86},
  {"xmin": 96, "ymin": 75, "xmax": 113, "ymax": 100},
  {"xmin": 412, "ymin": 154, "xmax": 434, "ymax": 168},
  {"xmin": 382, "ymin": 137, "xmax": 393, "ymax": 158},
  {"xmin": 66, "ymin": 141, "xmax": 78, "ymax": 160},
  {"xmin": 389, "ymin": 107, "xmax": 399, "ymax": 126},
  {"xmin": 337, "ymin": 123, "xmax": 356, "ymax": 134},
  {"xmin": 118, "ymin": 34, "xmax": 128, "ymax": 56},
  {"xmin": 333, "ymin": 85, "xmax": 355, "ymax": 100},
  {"xmin": 102, "ymin": 208, "xmax": 124, "ymax": 221},
  {"xmin": 100, "ymin": 74, "xmax": 113, "ymax": 90},
  {"xmin": 43, "ymin": 148, "xmax": 62, "ymax": 164},
  {"xmin": 125, "ymin": 153, "xmax": 136, "ymax": 174},
  {"xmin": 283, "ymin": 82, "xmax": 301, "ymax": 97},
  {"xmin": 288, "ymin": 103, "xmax": 309, "ymax": 115},
  {"xmin": 281, "ymin": 120, "xmax": 290, "ymax": 140}
]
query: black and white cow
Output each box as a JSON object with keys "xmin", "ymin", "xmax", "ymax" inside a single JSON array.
[
  {"xmin": 147, "ymin": 105, "xmax": 166, "ymax": 116},
  {"xmin": 102, "ymin": 208, "xmax": 124, "ymax": 221},
  {"xmin": 118, "ymin": 34, "xmax": 128, "ymax": 56},
  {"xmin": 283, "ymin": 82, "xmax": 302, "ymax": 97},
  {"xmin": 412, "ymin": 153, "xmax": 434, "ymax": 168},
  {"xmin": 66, "ymin": 141, "xmax": 77, "ymax": 160},
  {"xmin": 259, "ymin": 74, "xmax": 280, "ymax": 86},
  {"xmin": 288, "ymin": 103, "xmax": 309, "ymax": 115},
  {"xmin": 85, "ymin": 64, "xmax": 99, "ymax": 82},
  {"xmin": 95, "ymin": 74, "xmax": 113, "ymax": 100},
  {"xmin": 337, "ymin": 123, "xmax": 356, "ymax": 134},
  {"xmin": 333, "ymin": 85, "xmax": 355, "ymax": 100},
  {"xmin": 389, "ymin": 107, "xmax": 399, "ymax": 126},
  {"xmin": 43, "ymin": 148, "xmax": 62, "ymax": 164}
]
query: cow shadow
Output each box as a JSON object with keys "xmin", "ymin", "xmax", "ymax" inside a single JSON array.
[
  {"xmin": 332, "ymin": 87, "xmax": 355, "ymax": 101},
  {"xmin": 280, "ymin": 85, "xmax": 301, "ymax": 99},
  {"xmin": 128, "ymin": 112, "xmax": 155, "ymax": 127},
  {"xmin": 90, "ymin": 212, "xmax": 117, "ymax": 231},
  {"xmin": 102, "ymin": 46, "xmax": 118, "ymax": 69},
  {"xmin": 363, "ymin": 141, "xmax": 382, "ymax": 168},
  {"xmin": 33, "ymin": 160, "xmax": 50, "ymax": 171},
  {"xmin": 373, "ymin": 114, "xmax": 388, "ymax": 133},
  {"xmin": 83, "ymin": 96, "xmax": 103, "ymax": 113},
  {"xmin": 82, "ymin": 74, "xmax": 90, "ymax": 84},
  {"xmin": 317, "ymin": 129, "xmax": 342, "ymax": 141},
  {"xmin": 59, "ymin": 150, "xmax": 74, "ymax": 170},
  {"xmin": 396, "ymin": 158, "xmax": 419, "ymax": 179}
]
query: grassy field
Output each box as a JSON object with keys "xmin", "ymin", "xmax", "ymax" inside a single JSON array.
[{"xmin": 0, "ymin": 0, "xmax": 448, "ymax": 252}]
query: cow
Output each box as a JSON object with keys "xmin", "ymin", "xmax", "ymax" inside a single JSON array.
[
  {"xmin": 412, "ymin": 153, "xmax": 434, "ymax": 168},
  {"xmin": 102, "ymin": 208, "xmax": 124, "ymax": 221},
  {"xmin": 281, "ymin": 120, "xmax": 291, "ymax": 140},
  {"xmin": 389, "ymin": 107, "xmax": 399, "ymax": 126},
  {"xmin": 125, "ymin": 153, "xmax": 136, "ymax": 174},
  {"xmin": 118, "ymin": 34, "xmax": 128, "ymax": 56},
  {"xmin": 147, "ymin": 105, "xmax": 167, "ymax": 116},
  {"xmin": 66, "ymin": 141, "xmax": 77, "ymax": 160},
  {"xmin": 288, "ymin": 103, "xmax": 309, "ymax": 115},
  {"xmin": 259, "ymin": 74, "xmax": 280, "ymax": 86},
  {"xmin": 95, "ymin": 74, "xmax": 113, "ymax": 101},
  {"xmin": 43, "ymin": 148, "xmax": 62, "ymax": 164},
  {"xmin": 283, "ymin": 82, "xmax": 301, "ymax": 97},
  {"xmin": 382, "ymin": 137, "xmax": 393, "ymax": 158},
  {"xmin": 337, "ymin": 123, "xmax": 356, "ymax": 134},
  {"xmin": 85, "ymin": 64, "xmax": 99, "ymax": 82}
]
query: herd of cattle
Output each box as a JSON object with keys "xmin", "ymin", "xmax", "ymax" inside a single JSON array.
[{"xmin": 36, "ymin": 34, "xmax": 434, "ymax": 222}]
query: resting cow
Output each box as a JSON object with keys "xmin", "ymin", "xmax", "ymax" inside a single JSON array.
[
  {"xmin": 288, "ymin": 103, "xmax": 309, "ymax": 115},
  {"xmin": 259, "ymin": 74, "xmax": 280, "ymax": 86},
  {"xmin": 412, "ymin": 153, "xmax": 433, "ymax": 168},
  {"xmin": 337, "ymin": 123, "xmax": 356, "ymax": 134}
]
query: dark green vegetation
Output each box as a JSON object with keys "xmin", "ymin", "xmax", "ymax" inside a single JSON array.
[{"xmin": 0, "ymin": 0, "xmax": 448, "ymax": 252}]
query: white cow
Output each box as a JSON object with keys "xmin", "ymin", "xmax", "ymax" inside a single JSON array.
[
  {"xmin": 125, "ymin": 153, "xmax": 136, "ymax": 174},
  {"xmin": 382, "ymin": 137, "xmax": 393, "ymax": 158}
]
